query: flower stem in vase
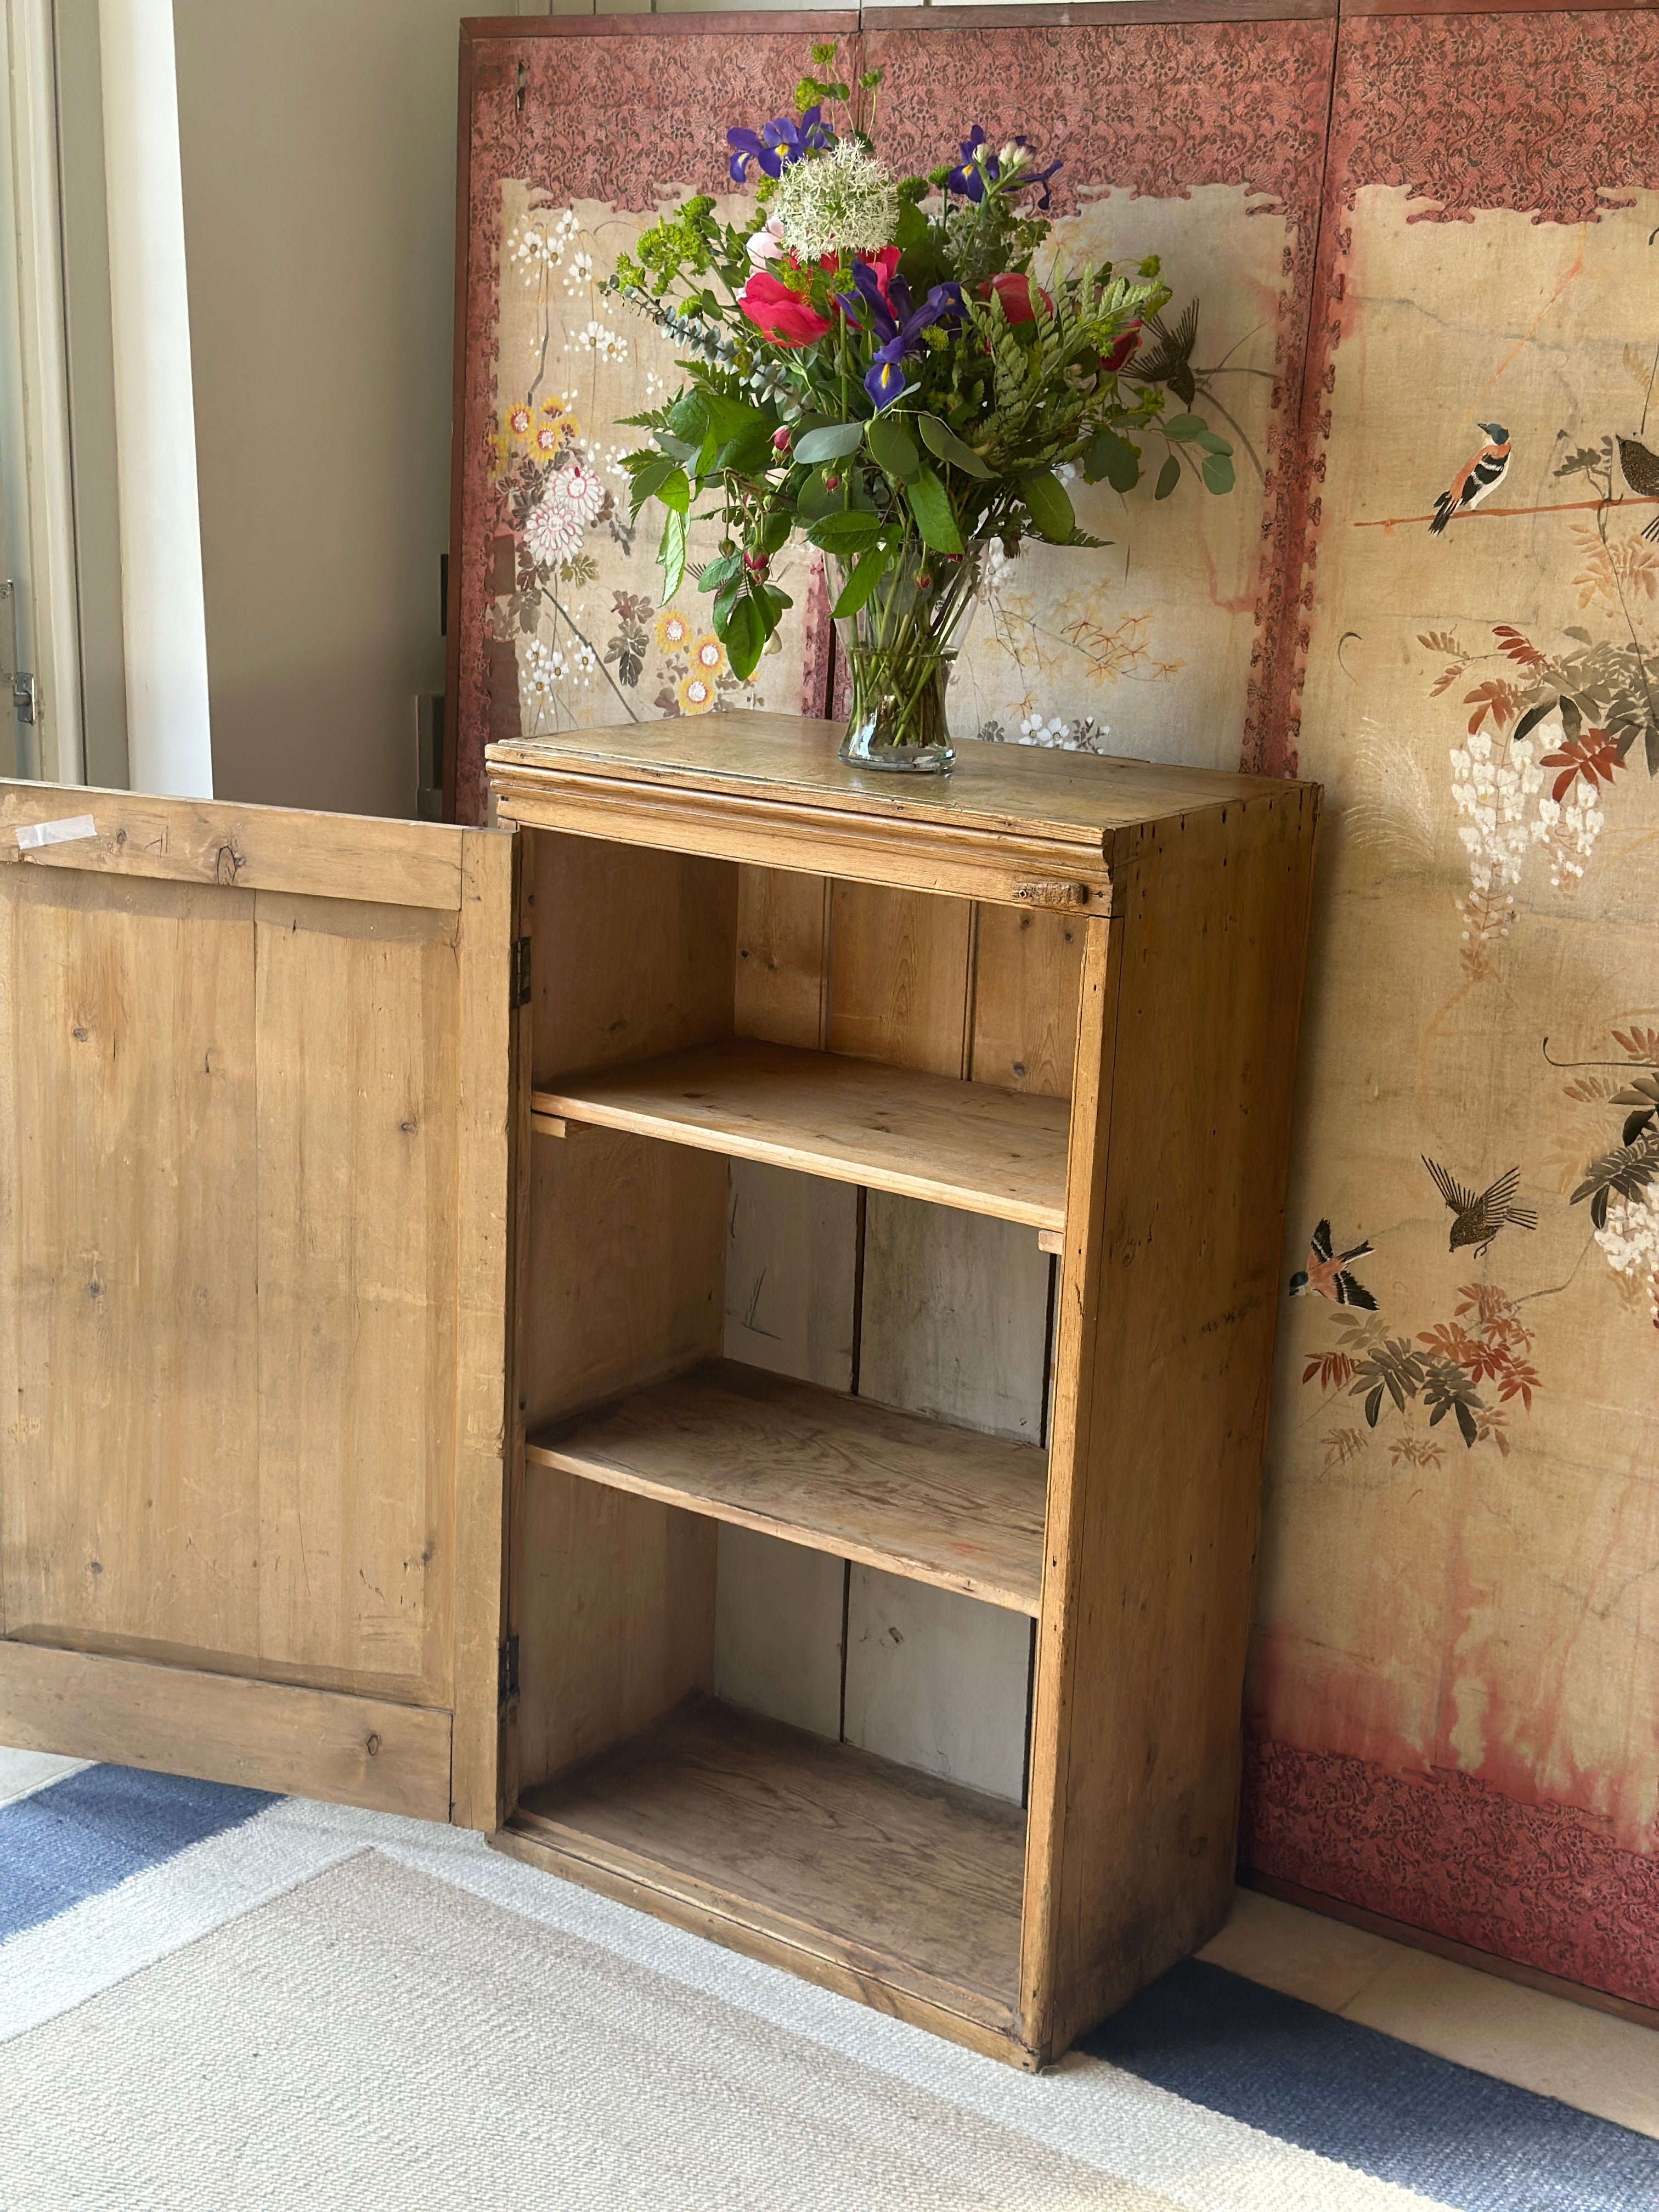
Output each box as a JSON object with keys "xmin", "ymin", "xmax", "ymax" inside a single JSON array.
[{"xmin": 831, "ymin": 543, "xmax": 981, "ymax": 773}]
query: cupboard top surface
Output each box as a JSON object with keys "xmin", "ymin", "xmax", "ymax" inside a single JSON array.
[{"xmin": 487, "ymin": 715, "xmax": 1313, "ymax": 852}]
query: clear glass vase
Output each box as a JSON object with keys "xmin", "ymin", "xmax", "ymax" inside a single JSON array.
[{"xmin": 829, "ymin": 546, "xmax": 982, "ymax": 775}]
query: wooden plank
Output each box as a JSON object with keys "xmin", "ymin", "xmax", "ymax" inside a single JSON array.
[
  {"xmin": 0, "ymin": 868, "xmax": 263, "ymax": 1666},
  {"xmin": 535, "ymin": 1039, "xmax": 1070, "ymax": 1231},
  {"xmin": 970, "ymin": 904, "xmax": 1086, "ymax": 1099},
  {"xmin": 253, "ymin": 888, "xmax": 461, "ymax": 1708},
  {"xmin": 843, "ymin": 1570, "xmax": 1033, "ymax": 1807},
  {"xmin": 859, "ymin": 1195, "xmax": 1052, "ymax": 1446},
  {"xmin": 528, "ymin": 830, "xmax": 735, "ymax": 1085},
  {"xmin": 527, "ymin": 1358, "xmax": 1046, "ymax": 1615},
  {"xmin": 0, "ymin": 1640, "xmax": 452, "ymax": 1819},
  {"xmin": 491, "ymin": 1820, "xmax": 1035, "ymax": 2072},
  {"xmin": 724, "ymin": 1160, "xmax": 857, "ymax": 1389},
  {"xmin": 0, "ymin": 779, "xmax": 464, "ymax": 909},
  {"xmin": 516, "ymin": 1475, "xmax": 715, "ymax": 1790},
  {"xmin": 825, "ymin": 883, "xmax": 971, "ymax": 1076},
  {"xmin": 511, "ymin": 1696, "xmax": 1026, "ymax": 2033},
  {"xmin": 1029, "ymin": 787, "xmax": 1322, "ymax": 2058},
  {"xmin": 733, "ymin": 865, "xmax": 828, "ymax": 1048},
  {"xmin": 713, "ymin": 1524, "xmax": 843, "ymax": 1741},
  {"xmin": 449, "ymin": 828, "xmax": 518, "ymax": 1831}
]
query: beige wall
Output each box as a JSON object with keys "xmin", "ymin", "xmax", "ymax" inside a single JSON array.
[{"xmin": 173, "ymin": 0, "xmax": 475, "ymax": 817}]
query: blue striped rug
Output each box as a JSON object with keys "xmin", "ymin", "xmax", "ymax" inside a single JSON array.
[{"xmin": 1, "ymin": 1755, "xmax": 1654, "ymax": 2211}]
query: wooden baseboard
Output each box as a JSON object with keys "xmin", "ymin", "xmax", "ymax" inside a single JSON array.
[
  {"xmin": 1242, "ymin": 1869, "xmax": 1659, "ymax": 2034},
  {"xmin": 0, "ymin": 1639, "xmax": 453, "ymax": 1822}
]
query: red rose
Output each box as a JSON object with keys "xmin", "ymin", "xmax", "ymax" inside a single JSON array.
[
  {"xmin": 739, "ymin": 269, "xmax": 831, "ymax": 348},
  {"xmin": 1098, "ymin": 323, "xmax": 1142, "ymax": 375},
  {"xmin": 978, "ymin": 273, "xmax": 1053, "ymax": 325}
]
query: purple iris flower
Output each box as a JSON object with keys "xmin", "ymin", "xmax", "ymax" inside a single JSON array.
[
  {"xmin": 839, "ymin": 259, "xmax": 967, "ymax": 410},
  {"xmin": 726, "ymin": 105, "xmax": 834, "ymax": 185},
  {"xmin": 944, "ymin": 125, "xmax": 1063, "ymax": 210}
]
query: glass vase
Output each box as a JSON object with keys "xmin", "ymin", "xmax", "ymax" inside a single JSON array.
[{"xmin": 829, "ymin": 546, "xmax": 982, "ymax": 775}]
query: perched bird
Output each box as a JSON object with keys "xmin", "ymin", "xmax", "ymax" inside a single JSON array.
[
  {"xmin": 1429, "ymin": 424, "xmax": 1511, "ymax": 535},
  {"xmin": 1422, "ymin": 1158, "xmax": 1538, "ymax": 1257},
  {"xmin": 1615, "ymin": 436, "xmax": 1659, "ymax": 544},
  {"xmin": 1289, "ymin": 1220, "xmax": 1378, "ymax": 1307}
]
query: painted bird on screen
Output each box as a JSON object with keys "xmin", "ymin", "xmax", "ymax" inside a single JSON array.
[
  {"xmin": 1289, "ymin": 1220, "xmax": 1378, "ymax": 1308},
  {"xmin": 1616, "ymin": 436, "xmax": 1659, "ymax": 544},
  {"xmin": 1422, "ymin": 1157, "xmax": 1538, "ymax": 1257},
  {"xmin": 1429, "ymin": 424, "xmax": 1511, "ymax": 535}
]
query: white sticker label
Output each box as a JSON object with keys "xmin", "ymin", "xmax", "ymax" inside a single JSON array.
[{"xmin": 15, "ymin": 814, "xmax": 96, "ymax": 851}]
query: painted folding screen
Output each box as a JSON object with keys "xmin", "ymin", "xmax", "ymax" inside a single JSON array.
[
  {"xmin": 1247, "ymin": 0, "xmax": 1659, "ymax": 2016},
  {"xmin": 447, "ymin": 1, "xmax": 1659, "ymax": 2016},
  {"xmin": 445, "ymin": 5, "xmax": 1336, "ymax": 822}
]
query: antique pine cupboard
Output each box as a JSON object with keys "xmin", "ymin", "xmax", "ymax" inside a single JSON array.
[{"xmin": 0, "ymin": 717, "xmax": 1319, "ymax": 2068}]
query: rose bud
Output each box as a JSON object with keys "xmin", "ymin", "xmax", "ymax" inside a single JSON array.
[
  {"xmin": 744, "ymin": 551, "xmax": 770, "ymax": 574},
  {"xmin": 772, "ymin": 426, "xmax": 793, "ymax": 452},
  {"xmin": 1098, "ymin": 323, "xmax": 1142, "ymax": 375}
]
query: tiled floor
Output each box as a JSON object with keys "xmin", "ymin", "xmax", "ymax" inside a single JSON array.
[{"xmin": 1200, "ymin": 1887, "xmax": 1659, "ymax": 2141}]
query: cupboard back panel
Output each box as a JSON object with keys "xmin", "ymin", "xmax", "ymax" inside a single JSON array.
[{"xmin": 0, "ymin": 864, "xmax": 474, "ymax": 1709}]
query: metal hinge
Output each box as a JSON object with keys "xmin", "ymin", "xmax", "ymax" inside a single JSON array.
[
  {"xmin": 510, "ymin": 935, "xmax": 532, "ymax": 1009},
  {"xmin": 498, "ymin": 1633, "xmax": 520, "ymax": 1704}
]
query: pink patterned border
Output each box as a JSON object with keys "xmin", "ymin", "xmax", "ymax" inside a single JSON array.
[{"xmin": 1242, "ymin": 1736, "xmax": 1659, "ymax": 2009}]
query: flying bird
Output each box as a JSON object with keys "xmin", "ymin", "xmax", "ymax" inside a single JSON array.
[
  {"xmin": 1421, "ymin": 1157, "xmax": 1537, "ymax": 1257},
  {"xmin": 1289, "ymin": 1220, "xmax": 1378, "ymax": 1308},
  {"xmin": 1429, "ymin": 424, "xmax": 1511, "ymax": 535},
  {"xmin": 1615, "ymin": 436, "xmax": 1659, "ymax": 543}
]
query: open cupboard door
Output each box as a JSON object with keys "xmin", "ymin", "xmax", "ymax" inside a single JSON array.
[{"xmin": 0, "ymin": 783, "xmax": 522, "ymax": 1827}]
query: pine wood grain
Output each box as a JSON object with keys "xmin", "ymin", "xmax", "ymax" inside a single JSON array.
[
  {"xmin": 0, "ymin": 1640, "xmax": 452, "ymax": 1819},
  {"xmin": 511, "ymin": 1696, "xmax": 1026, "ymax": 2033},
  {"xmin": 527, "ymin": 1358, "xmax": 1046, "ymax": 1615},
  {"xmin": 534, "ymin": 1039, "xmax": 1070, "ymax": 1230},
  {"xmin": 733, "ymin": 865, "xmax": 828, "ymax": 1047},
  {"xmin": 825, "ymin": 883, "xmax": 971, "ymax": 1075},
  {"xmin": 971, "ymin": 904, "xmax": 1086, "ymax": 1098}
]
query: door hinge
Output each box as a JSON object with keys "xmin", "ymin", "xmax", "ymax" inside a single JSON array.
[
  {"xmin": 511, "ymin": 935, "xmax": 532, "ymax": 1009},
  {"xmin": 498, "ymin": 1633, "xmax": 520, "ymax": 1704}
]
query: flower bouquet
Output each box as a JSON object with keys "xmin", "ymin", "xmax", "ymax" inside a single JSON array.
[{"xmin": 614, "ymin": 47, "xmax": 1234, "ymax": 772}]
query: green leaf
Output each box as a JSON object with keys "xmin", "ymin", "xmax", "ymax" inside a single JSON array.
[
  {"xmin": 665, "ymin": 392, "xmax": 709, "ymax": 444},
  {"xmin": 627, "ymin": 455, "xmax": 679, "ymax": 516},
  {"xmin": 1084, "ymin": 429, "xmax": 1141, "ymax": 494},
  {"xmin": 1194, "ymin": 428, "xmax": 1233, "ymax": 457},
  {"xmin": 1154, "ymin": 455, "xmax": 1181, "ymax": 501},
  {"xmin": 906, "ymin": 466, "xmax": 963, "ymax": 555},
  {"xmin": 658, "ymin": 507, "xmax": 687, "ymax": 601},
  {"xmin": 1020, "ymin": 469, "xmax": 1076, "ymax": 544},
  {"xmin": 1163, "ymin": 413, "xmax": 1208, "ymax": 440},
  {"xmin": 917, "ymin": 414, "xmax": 994, "ymax": 479},
  {"xmin": 1200, "ymin": 453, "xmax": 1235, "ymax": 496},
  {"xmin": 830, "ymin": 546, "xmax": 895, "ymax": 617},
  {"xmin": 759, "ymin": 504, "xmax": 795, "ymax": 554},
  {"xmin": 866, "ymin": 413, "xmax": 921, "ymax": 482},
  {"xmin": 722, "ymin": 591, "xmax": 765, "ymax": 681},
  {"xmin": 795, "ymin": 422, "xmax": 865, "ymax": 465},
  {"xmin": 698, "ymin": 550, "xmax": 742, "ymax": 595},
  {"xmin": 713, "ymin": 425, "xmax": 777, "ymax": 477},
  {"xmin": 657, "ymin": 466, "xmax": 691, "ymax": 516},
  {"xmin": 808, "ymin": 509, "xmax": 885, "ymax": 553}
]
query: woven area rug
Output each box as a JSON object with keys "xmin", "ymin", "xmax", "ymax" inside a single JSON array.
[{"xmin": 2, "ymin": 1757, "xmax": 1655, "ymax": 2211}]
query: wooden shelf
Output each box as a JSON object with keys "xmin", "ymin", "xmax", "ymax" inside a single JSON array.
[
  {"xmin": 532, "ymin": 1038, "xmax": 1069, "ymax": 1230},
  {"xmin": 506, "ymin": 1697, "xmax": 1025, "ymax": 2035},
  {"xmin": 527, "ymin": 1358, "xmax": 1047, "ymax": 1615}
]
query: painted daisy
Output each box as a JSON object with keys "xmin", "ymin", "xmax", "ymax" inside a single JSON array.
[
  {"xmin": 677, "ymin": 673, "xmax": 716, "ymax": 715},
  {"xmin": 654, "ymin": 608, "xmax": 691, "ymax": 651},
  {"xmin": 548, "ymin": 458, "xmax": 606, "ymax": 527},
  {"xmin": 692, "ymin": 634, "xmax": 724, "ymax": 674},
  {"xmin": 523, "ymin": 496, "xmax": 583, "ymax": 566}
]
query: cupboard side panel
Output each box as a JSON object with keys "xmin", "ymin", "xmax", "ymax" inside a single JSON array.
[
  {"xmin": 450, "ymin": 828, "xmax": 520, "ymax": 1831},
  {"xmin": 0, "ymin": 870, "xmax": 262, "ymax": 1659},
  {"xmin": 1045, "ymin": 793, "xmax": 1321, "ymax": 2055},
  {"xmin": 253, "ymin": 893, "xmax": 462, "ymax": 1708}
]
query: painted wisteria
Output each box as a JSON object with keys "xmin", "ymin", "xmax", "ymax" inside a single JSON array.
[{"xmin": 611, "ymin": 44, "xmax": 1233, "ymax": 768}]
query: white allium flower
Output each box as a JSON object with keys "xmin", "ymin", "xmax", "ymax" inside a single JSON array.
[{"xmin": 771, "ymin": 139, "xmax": 899, "ymax": 259}]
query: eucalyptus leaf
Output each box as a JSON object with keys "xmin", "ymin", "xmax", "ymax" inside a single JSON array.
[
  {"xmin": 1163, "ymin": 414, "xmax": 1208, "ymax": 440},
  {"xmin": 1200, "ymin": 453, "xmax": 1234, "ymax": 496},
  {"xmin": 1084, "ymin": 429, "xmax": 1141, "ymax": 494},
  {"xmin": 795, "ymin": 422, "xmax": 865, "ymax": 464},
  {"xmin": 917, "ymin": 414, "xmax": 994, "ymax": 478},
  {"xmin": 1154, "ymin": 455, "xmax": 1181, "ymax": 502}
]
